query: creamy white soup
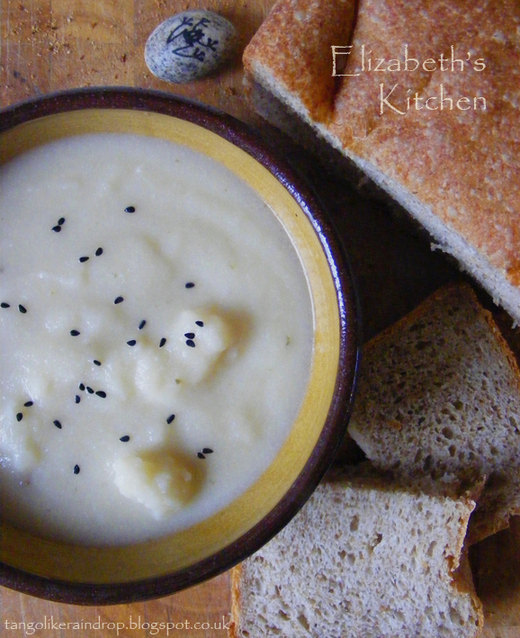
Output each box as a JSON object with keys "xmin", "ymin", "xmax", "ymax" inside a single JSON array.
[{"xmin": 0, "ymin": 133, "xmax": 313, "ymax": 545}]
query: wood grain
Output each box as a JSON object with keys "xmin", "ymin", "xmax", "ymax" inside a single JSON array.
[
  {"xmin": 0, "ymin": 573, "xmax": 232, "ymax": 636},
  {"xmin": 0, "ymin": 0, "xmax": 271, "ymax": 122},
  {"xmin": 1, "ymin": 1, "xmax": 519, "ymax": 636}
]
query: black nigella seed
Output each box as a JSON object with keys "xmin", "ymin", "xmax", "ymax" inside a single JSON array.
[
  {"xmin": 53, "ymin": 419, "xmax": 62, "ymax": 429},
  {"xmin": 1, "ymin": 302, "xmax": 10, "ymax": 309},
  {"xmin": 197, "ymin": 452, "xmax": 206, "ymax": 459},
  {"xmin": 52, "ymin": 225, "xmax": 61, "ymax": 233},
  {"xmin": 95, "ymin": 247, "xmax": 103, "ymax": 256},
  {"xmin": 166, "ymin": 414, "xmax": 175, "ymax": 424},
  {"xmin": 186, "ymin": 339, "xmax": 196, "ymax": 348},
  {"xmin": 79, "ymin": 383, "xmax": 85, "ymax": 391},
  {"xmin": 138, "ymin": 319, "xmax": 146, "ymax": 330},
  {"xmin": 18, "ymin": 304, "xmax": 27, "ymax": 314},
  {"xmin": 70, "ymin": 329, "xmax": 80, "ymax": 336},
  {"xmin": 86, "ymin": 386, "xmax": 94, "ymax": 394},
  {"xmin": 124, "ymin": 206, "xmax": 136, "ymax": 213},
  {"xmin": 75, "ymin": 395, "xmax": 81, "ymax": 404},
  {"xmin": 79, "ymin": 256, "xmax": 89, "ymax": 263},
  {"xmin": 114, "ymin": 296, "xmax": 124, "ymax": 304},
  {"xmin": 95, "ymin": 390, "xmax": 107, "ymax": 398},
  {"xmin": 185, "ymin": 282, "xmax": 195, "ymax": 289},
  {"xmin": 58, "ymin": 217, "xmax": 66, "ymax": 226},
  {"xmin": 202, "ymin": 447, "xmax": 214, "ymax": 454},
  {"xmin": 119, "ymin": 435, "xmax": 130, "ymax": 442},
  {"xmin": 127, "ymin": 339, "xmax": 137, "ymax": 346},
  {"xmin": 184, "ymin": 332, "xmax": 195, "ymax": 339},
  {"xmin": 24, "ymin": 401, "xmax": 33, "ymax": 407},
  {"xmin": 93, "ymin": 360, "xmax": 101, "ymax": 366},
  {"xmin": 73, "ymin": 464, "xmax": 80, "ymax": 475},
  {"xmin": 159, "ymin": 337, "xmax": 167, "ymax": 348},
  {"xmin": 195, "ymin": 320, "xmax": 204, "ymax": 327},
  {"xmin": 16, "ymin": 412, "xmax": 23, "ymax": 422}
]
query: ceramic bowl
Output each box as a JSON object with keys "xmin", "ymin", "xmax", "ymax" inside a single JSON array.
[{"xmin": 0, "ymin": 87, "xmax": 359, "ymax": 604}]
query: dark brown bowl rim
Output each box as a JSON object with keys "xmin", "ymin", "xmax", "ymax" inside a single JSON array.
[{"xmin": 0, "ymin": 86, "xmax": 360, "ymax": 605}]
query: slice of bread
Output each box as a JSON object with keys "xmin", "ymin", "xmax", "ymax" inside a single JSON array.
[
  {"xmin": 229, "ymin": 467, "xmax": 483, "ymax": 638},
  {"xmin": 243, "ymin": 0, "xmax": 520, "ymax": 324},
  {"xmin": 347, "ymin": 282, "xmax": 520, "ymax": 543}
]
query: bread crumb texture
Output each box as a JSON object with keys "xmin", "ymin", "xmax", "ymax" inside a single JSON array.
[
  {"xmin": 348, "ymin": 282, "xmax": 520, "ymax": 543},
  {"xmin": 230, "ymin": 468, "xmax": 483, "ymax": 638},
  {"xmin": 244, "ymin": 0, "xmax": 520, "ymax": 316}
]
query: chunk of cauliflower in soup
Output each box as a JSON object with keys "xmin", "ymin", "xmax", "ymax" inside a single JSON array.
[{"xmin": 0, "ymin": 133, "xmax": 313, "ymax": 545}]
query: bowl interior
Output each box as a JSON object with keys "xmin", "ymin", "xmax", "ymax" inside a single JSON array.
[{"xmin": 0, "ymin": 100, "xmax": 350, "ymax": 598}]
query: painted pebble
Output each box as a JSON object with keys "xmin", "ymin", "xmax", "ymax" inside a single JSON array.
[{"xmin": 145, "ymin": 10, "xmax": 237, "ymax": 84}]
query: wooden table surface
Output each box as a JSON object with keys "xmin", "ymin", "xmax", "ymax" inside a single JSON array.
[{"xmin": 1, "ymin": 1, "xmax": 519, "ymax": 636}]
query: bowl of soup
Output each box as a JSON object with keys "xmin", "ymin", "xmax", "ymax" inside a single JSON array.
[{"xmin": 0, "ymin": 87, "xmax": 359, "ymax": 604}]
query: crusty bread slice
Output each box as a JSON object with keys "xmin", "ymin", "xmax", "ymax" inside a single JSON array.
[
  {"xmin": 243, "ymin": 0, "xmax": 520, "ymax": 324},
  {"xmin": 347, "ymin": 282, "xmax": 520, "ymax": 543},
  {"xmin": 229, "ymin": 467, "xmax": 483, "ymax": 638}
]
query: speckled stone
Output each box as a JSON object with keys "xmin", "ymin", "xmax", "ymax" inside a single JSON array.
[{"xmin": 145, "ymin": 10, "xmax": 237, "ymax": 84}]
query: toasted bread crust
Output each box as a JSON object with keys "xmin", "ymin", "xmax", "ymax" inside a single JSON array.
[
  {"xmin": 244, "ymin": 0, "xmax": 356, "ymax": 122},
  {"xmin": 366, "ymin": 282, "xmax": 520, "ymax": 398},
  {"xmin": 229, "ymin": 467, "xmax": 484, "ymax": 637},
  {"xmin": 347, "ymin": 282, "xmax": 520, "ymax": 544},
  {"xmin": 229, "ymin": 563, "xmax": 243, "ymax": 638},
  {"xmin": 244, "ymin": 0, "xmax": 520, "ymax": 314}
]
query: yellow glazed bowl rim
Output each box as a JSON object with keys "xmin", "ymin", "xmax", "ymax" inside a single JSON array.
[{"xmin": 0, "ymin": 88, "xmax": 360, "ymax": 604}]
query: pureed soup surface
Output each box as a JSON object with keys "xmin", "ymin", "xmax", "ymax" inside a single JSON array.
[{"xmin": 0, "ymin": 133, "xmax": 313, "ymax": 545}]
